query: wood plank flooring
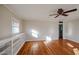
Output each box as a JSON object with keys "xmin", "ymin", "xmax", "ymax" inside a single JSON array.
[{"xmin": 17, "ymin": 39, "xmax": 79, "ymax": 55}]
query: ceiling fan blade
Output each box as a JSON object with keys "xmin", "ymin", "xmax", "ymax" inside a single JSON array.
[
  {"xmin": 62, "ymin": 13, "xmax": 68, "ymax": 16},
  {"xmin": 64, "ymin": 8, "xmax": 77, "ymax": 13},
  {"xmin": 49, "ymin": 14, "xmax": 57, "ymax": 16},
  {"xmin": 54, "ymin": 14, "xmax": 59, "ymax": 18}
]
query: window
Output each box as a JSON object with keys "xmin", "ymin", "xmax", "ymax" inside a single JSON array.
[
  {"xmin": 31, "ymin": 29, "xmax": 39, "ymax": 38},
  {"xmin": 12, "ymin": 17, "xmax": 20, "ymax": 34}
]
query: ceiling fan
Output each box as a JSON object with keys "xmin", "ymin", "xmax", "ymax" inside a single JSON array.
[{"xmin": 49, "ymin": 8, "xmax": 77, "ymax": 18}]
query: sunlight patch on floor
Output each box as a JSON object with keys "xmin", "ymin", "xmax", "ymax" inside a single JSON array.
[
  {"xmin": 67, "ymin": 43, "xmax": 74, "ymax": 48},
  {"xmin": 44, "ymin": 40, "xmax": 52, "ymax": 45},
  {"xmin": 66, "ymin": 42, "xmax": 79, "ymax": 55},
  {"xmin": 73, "ymin": 48, "xmax": 79, "ymax": 55},
  {"xmin": 44, "ymin": 36, "xmax": 52, "ymax": 44},
  {"xmin": 32, "ymin": 43, "xmax": 38, "ymax": 50}
]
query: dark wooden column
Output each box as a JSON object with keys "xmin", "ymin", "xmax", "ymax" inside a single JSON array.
[{"xmin": 59, "ymin": 21, "xmax": 63, "ymax": 40}]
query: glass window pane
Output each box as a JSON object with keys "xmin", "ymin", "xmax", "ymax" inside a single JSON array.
[{"xmin": 12, "ymin": 17, "xmax": 20, "ymax": 34}]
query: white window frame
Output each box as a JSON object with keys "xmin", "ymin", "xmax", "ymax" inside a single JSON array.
[{"xmin": 12, "ymin": 17, "xmax": 20, "ymax": 34}]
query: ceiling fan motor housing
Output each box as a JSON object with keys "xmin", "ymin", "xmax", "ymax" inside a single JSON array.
[{"xmin": 57, "ymin": 8, "xmax": 64, "ymax": 14}]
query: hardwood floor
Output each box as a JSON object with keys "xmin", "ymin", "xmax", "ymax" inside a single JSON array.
[{"xmin": 17, "ymin": 39, "xmax": 79, "ymax": 55}]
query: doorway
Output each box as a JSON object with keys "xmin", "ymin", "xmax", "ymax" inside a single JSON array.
[{"xmin": 59, "ymin": 21, "xmax": 63, "ymax": 40}]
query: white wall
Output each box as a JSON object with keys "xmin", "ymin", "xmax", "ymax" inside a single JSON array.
[
  {"xmin": 67, "ymin": 19, "xmax": 79, "ymax": 42},
  {"xmin": 24, "ymin": 19, "xmax": 79, "ymax": 43},
  {"xmin": 0, "ymin": 5, "xmax": 23, "ymax": 39},
  {"xmin": 24, "ymin": 20, "xmax": 61, "ymax": 40}
]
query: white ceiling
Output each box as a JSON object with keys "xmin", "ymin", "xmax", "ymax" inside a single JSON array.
[{"xmin": 4, "ymin": 4, "xmax": 79, "ymax": 22}]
